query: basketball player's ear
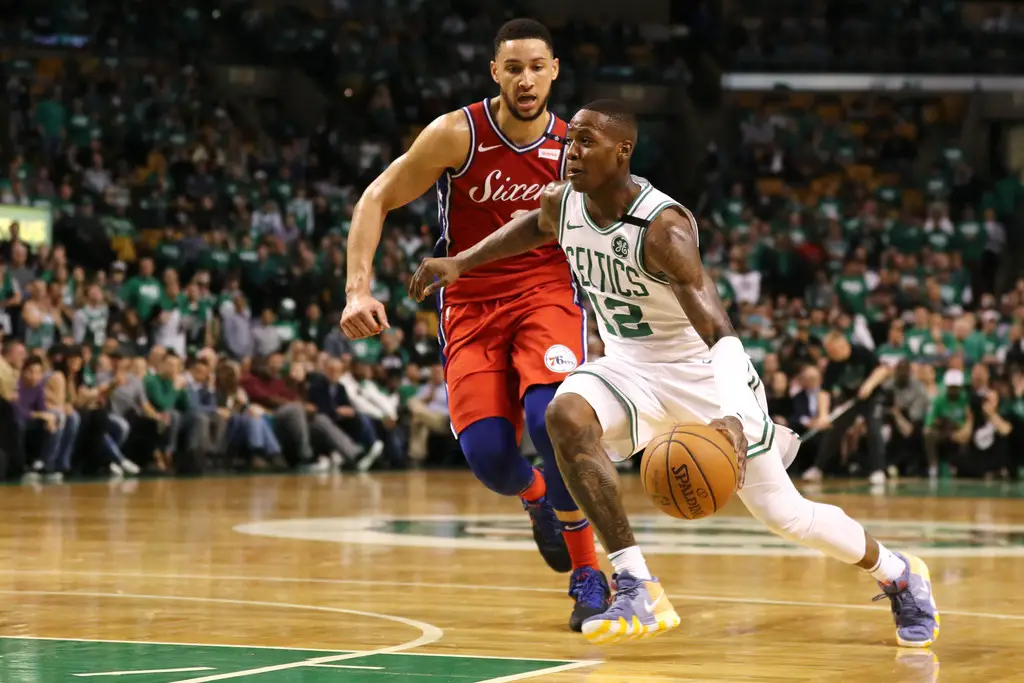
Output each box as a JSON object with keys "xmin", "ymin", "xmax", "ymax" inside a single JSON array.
[
  {"xmin": 490, "ymin": 60, "xmax": 499, "ymax": 85},
  {"xmin": 551, "ymin": 57, "xmax": 560, "ymax": 81},
  {"xmin": 617, "ymin": 140, "xmax": 634, "ymax": 160}
]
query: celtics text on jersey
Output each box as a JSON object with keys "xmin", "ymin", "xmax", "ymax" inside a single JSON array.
[{"xmin": 556, "ymin": 177, "xmax": 707, "ymax": 363}]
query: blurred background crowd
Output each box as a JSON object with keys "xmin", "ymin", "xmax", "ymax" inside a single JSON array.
[{"xmin": 1, "ymin": 0, "xmax": 1024, "ymax": 485}]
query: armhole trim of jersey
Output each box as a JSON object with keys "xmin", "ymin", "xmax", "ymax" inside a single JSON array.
[
  {"xmin": 451, "ymin": 106, "xmax": 476, "ymax": 178},
  {"xmin": 635, "ymin": 200, "xmax": 692, "ymax": 285},
  {"xmin": 556, "ymin": 183, "xmax": 572, "ymax": 244}
]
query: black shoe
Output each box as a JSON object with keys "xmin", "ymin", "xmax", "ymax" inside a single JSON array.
[
  {"xmin": 568, "ymin": 567, "xmax": 611, "ymax": 632},
  {"xmin": 522, "ymin": 494, "xmax": 572, "ymax": 573}
]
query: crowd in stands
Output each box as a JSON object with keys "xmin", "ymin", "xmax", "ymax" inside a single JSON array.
[
  {"xmin": 707, "ymin": 89, "xmax": 1024, "ymax": 483},
  {"xmin": 2, "ymin": 2, "xmax": 1024, "ymax": 485},
  {"xmin": 727, "ymin": 0, "xmax": 1024, "ymax": 73}
]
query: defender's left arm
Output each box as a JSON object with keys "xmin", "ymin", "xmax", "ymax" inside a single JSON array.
[{"xmin": 643, "ymin": 208, "xmax": 750, "ymax": 481}]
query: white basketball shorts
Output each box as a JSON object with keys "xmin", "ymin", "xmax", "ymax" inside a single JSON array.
[{"xmin": 555, "ymin": 355, "xmax": 799, "ymax": 467}]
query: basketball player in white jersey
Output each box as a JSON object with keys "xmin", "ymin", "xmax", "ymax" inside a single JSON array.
[{"xmin": 410, "ymin": 99, "xmax": 939, "ymax": 648}]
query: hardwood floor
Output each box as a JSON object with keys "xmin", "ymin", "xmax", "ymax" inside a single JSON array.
[{"xmin": 1, "ymin": 471, "xmax": 1022, "ymax": 682}]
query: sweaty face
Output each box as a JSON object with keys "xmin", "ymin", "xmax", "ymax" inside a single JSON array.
[
  {"xmin": 492, "ymin": 39, "xmax": 557, "ymax": 122},
  {"xmin": 564, "ymin": 111, "xmax": 625, "ymax": 193}
]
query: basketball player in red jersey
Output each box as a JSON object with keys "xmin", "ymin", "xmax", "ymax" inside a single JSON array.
[{"xmin": 341, "ymin": 19, "xmax": 609, "ymax": 630}]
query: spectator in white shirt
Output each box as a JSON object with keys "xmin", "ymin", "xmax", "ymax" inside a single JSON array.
[
  {"xmin": 251, "ymin": 200, "xmax": 284, "ymax": 238},
  {"xmin": 340, "ymin": 359, "xmax": 404, "ymax": 470}
]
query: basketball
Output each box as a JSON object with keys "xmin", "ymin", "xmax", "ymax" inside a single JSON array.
[{"xmin": 640, "ymin": 424, "xmax": 738, "ymax": 520}]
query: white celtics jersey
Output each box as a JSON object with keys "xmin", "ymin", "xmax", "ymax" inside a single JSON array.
[{"xmin": 557, "ymin": 177, "xmax": 707, "ymax": 363}]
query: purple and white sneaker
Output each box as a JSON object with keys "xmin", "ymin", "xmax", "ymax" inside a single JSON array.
[
  {"xmin": 873, "ymin": 552, "xmax": 940, "ymax": 648},
  {"xmin": 581, "ymin": 571, "xmax": 680, "ymax": 645}
]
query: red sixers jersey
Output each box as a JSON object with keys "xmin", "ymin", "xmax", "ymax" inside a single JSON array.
[{"xmin": 434, "ymin": 98, "xmax": 571, "ymax": 304}]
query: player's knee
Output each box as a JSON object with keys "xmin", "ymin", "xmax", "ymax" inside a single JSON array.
[
  {"xmin": 750, "ymin": 489, "xmax": 816, "ymax": 541},
  {"xmin": 545, "ymin": 394, "xmax": 600, "ymax": 453},
  {"xmin": 460, "ymin": 417, "xmax": 526, "ymax": 496},
  {"xmin": 523, "ymin": 384, "xmax": 557, "ymax": 447}
]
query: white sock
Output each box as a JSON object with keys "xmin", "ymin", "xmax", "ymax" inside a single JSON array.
[
  {"xmin": 867, "ymin": 542, "xmax": 907, "ymax": 584},
  {"xmin": 608, "ymin": 546, "xmax": 652, "ymax": 580}
]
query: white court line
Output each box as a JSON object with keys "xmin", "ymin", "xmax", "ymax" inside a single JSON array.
[
  {"xmin": 0, "ymin": 591, "xmax": 443, "ymax": 683},
  {"xmin": 3, "ymin": 568, "xmax": 1021, "ymax": 622},
  {"xmin": 308, "ymin": 664, "xmax": 383, "ymax": 670},
  {"xmin": 0, "ymin": 634, "xmax": 596, "ymax": 665},
  {"xmin": 74, "ymin": 667, "xmax": 214, "ymax": 677},
  {"xmin": 477, "ymin": 661, "xmax": 601, "ymax": 682},
  {"xmin": 0, "ymin": 635, "xmax": 352, "ymax": 655}
]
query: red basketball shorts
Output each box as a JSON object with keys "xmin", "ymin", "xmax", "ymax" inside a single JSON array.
[{"xmin": 439, "ymin": 284, "xmax": 587, "ymax": 438}]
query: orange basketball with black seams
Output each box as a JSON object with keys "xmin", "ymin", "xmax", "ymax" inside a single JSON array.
[{"xmin": 640, "ymin": 424, "xmax": 738, "ymax": 520}]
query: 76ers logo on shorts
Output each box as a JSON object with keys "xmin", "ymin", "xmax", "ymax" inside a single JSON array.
[{"xmin": 544, "ymin": 344, "xmax": 579, "ymax": 373}]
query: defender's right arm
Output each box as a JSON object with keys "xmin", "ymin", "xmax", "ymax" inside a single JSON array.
[
  {"xmin": 342, "ymin": 112, "xmax": 470, "ymax": 339},
  {"xmin": 408, "ymin": 181, "xmax": 565, "ymax": 302}
]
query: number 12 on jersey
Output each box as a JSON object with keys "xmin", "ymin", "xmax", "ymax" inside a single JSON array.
[{"xmin": 586, "ymin": 291, "xmax": 653, "ymax": 339}]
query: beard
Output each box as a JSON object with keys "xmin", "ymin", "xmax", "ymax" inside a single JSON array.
[{"xmin": 501, "ymin": 91, "xmax": 549, "ymax": 122}]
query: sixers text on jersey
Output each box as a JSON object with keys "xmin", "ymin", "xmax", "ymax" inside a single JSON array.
[{"xmin": 433, "ymin": 98, "xmax": 571, "ymax": 305}]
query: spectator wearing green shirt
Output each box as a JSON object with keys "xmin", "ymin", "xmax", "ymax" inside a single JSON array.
[
  {"xmin": 143, "ymin": 352, "xmax": 191, "ymax": 471},
  {"xmin": 955, "ymin": 314, "xmax": 991, "ymax": 367},
  {"xmin": 923, "ymin": 369, "xmax": 971, "ymax": 479},
  {"xmin": 1004, "ymin": 369, "xmax": 1024, "ymax": 481},
  {"xmin": 154, "ymin": 227, "xmax": 183, "ymax": 274},
  {"xmin": 876, "ymin": 320, "xmax": 910, "ymax": 367},
  {"xmin": 35, "ymin": 89, "xmax": 66, "ymax": 157},
  {"xmin": 714, "ymin": 182, "xmax": 746, "ymax": 229},
  {"xmin": 955, "ymin": 207, "xmax": 986, "ymax": 265},
  {"xmin": 834, "ymin": 260, "xmax": 870, "ymax": 315},
  {"xmin": 200, "ymin": 230, "xmax": 233, "ymax": 289},
  {"xmin": 740, "ymin": 327, "xmax": 773, "ymax": 376},
  {"xmin": 922, "ymin": 204, "xmax": 955, "ymax": 253},
  {"xmin": 119, "ymin": 258, "xmax": 164, "ymax": 325}
]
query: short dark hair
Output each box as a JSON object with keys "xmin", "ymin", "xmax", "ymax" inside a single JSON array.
[
  {"xmin": 581, "ymin": 99, "xmax": 638, "ymax": 131},
  {"xmin": 22, "ymin": 356, "xmax": 43, "ymax": 372},
  {"xmin": 581, "ymin": 98, "xmax": 634, "ymax": 141},
  {"xmin": 493, "ymin": 18, "xmax": 553, "ymax": 57}
]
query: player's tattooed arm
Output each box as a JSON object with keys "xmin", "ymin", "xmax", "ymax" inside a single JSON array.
[
  {"xmin": 644, "ymin": 208, "xmax": 749, "ymax": 478},
  {"xmin": 642, "ymin": 208, "xmax": 737, "ymax": 347},
  {"xmin": 409, "ymin": 181, "xmax": 565, "ymax": 301}
]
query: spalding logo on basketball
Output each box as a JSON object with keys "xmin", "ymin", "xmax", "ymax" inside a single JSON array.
[{"xmin": 544, "ymin": 344, "xmax": 578, "ymax": 373}]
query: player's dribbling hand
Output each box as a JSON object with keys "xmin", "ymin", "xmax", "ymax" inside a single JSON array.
[
  {"xmin": 709, "ymin": 416, "xmax": 747, "ymax": 490},
  {"xmin": 341, "ymin": 292, "xmax": 390, "ymax": 340},
  {"xmin": 409, "ymin": 257, "xmax": 462, "ymax": 302}
]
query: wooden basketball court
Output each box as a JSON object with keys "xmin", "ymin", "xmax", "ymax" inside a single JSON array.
[{"xmin": 2, "ymin": 471, "xmax": 1022, "ymax": 682}]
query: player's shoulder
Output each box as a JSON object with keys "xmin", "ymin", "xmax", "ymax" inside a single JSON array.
[
  {"xmin": 412, "ymin": 110, "xmax": 473, "ymax": 163},
  {"xmin": 423, "ymin": 109, "xmax": 473, "ymax": 142},
  {"xmin": 652, "ymin": 204, "xmax": 694, "ymax": 228},
  {"xmin": 643, "ymin": 189, "xmax": 699, "ymax": 253},
  {"xmin": 539, "ymin": 180, "xmax": 570, "ymax": 211}
]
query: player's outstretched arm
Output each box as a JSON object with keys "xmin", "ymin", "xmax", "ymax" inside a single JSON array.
[
  {"xmin": 342, "ymin": 111, "xmax": 469, "ymax": 339},
  {"xmin": 644, "ymin": 208, "xmax": 750, "ymax": 483},
  {"xmin": 409, "ymin": 181, "xmax": 564, "ymax": 302}
]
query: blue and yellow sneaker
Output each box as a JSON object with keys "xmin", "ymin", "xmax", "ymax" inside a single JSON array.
[
  {"xmin": 873, "ymin": 552, "xmax": 940, "ymax": 648},
  {"xmin": 581, "ymin": 571, "xmax": 680, "ymax": 645},
  {"xmin": 522, "ymin": 495, "xmax": 572, "ymax": 573},
  {"xmin": 568, "ymin": 567, "xmax": 611, "ymax": 632}
]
